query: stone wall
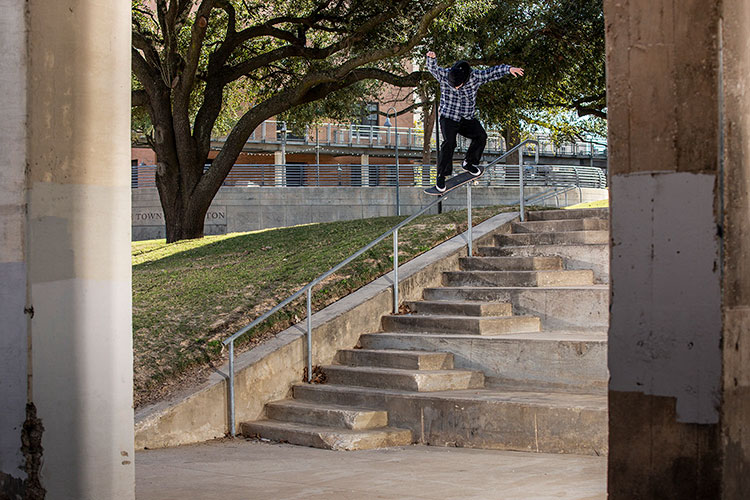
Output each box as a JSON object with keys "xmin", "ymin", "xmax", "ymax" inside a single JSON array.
[{"xmin": 132, "ymin": 186, "xmax": 608, "ymax": 240}]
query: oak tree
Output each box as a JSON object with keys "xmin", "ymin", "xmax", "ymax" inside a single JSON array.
[{"xmin": 132, "ymin": 0, "xmax": 453, "ymax": 242}]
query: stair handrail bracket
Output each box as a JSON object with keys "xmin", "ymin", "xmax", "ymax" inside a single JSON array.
[{"xmin": 220, "ymin": 141, "xmax": 534, "ymax": 437}]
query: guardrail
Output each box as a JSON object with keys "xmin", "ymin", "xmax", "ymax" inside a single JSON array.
[
  {"xmin": 220, "ymin": 139, "xmax": 539, "ymax": 436},
  {"xmin": 131, "ymin": 163, "xmax": 607, "ymax": 189},
  {"xmin": 133, "ymin": 120, "xmax": 607, "ymax": 158}
]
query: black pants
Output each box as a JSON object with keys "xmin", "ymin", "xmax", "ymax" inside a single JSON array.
[{"xmin": 437, "ymin": 116, "xmax": 488, "ymax": 178}]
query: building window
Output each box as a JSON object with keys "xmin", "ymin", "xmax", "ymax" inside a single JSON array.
[
  {"xmin": 361, "ymin": 103, "xmax": 379, "ymax": 127},
  {"xmin": 355, "ymin": 102, "xmax": 379, "ymax": 137}
]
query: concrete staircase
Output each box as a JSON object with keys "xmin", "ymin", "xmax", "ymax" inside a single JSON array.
[{"xmin": 241, "ymin": 208, "xmax": 609, "ymax": 455}]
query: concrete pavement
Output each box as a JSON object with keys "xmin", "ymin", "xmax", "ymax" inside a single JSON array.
[{"xmin": 136, "ymin": 440, "xmax": 606, "ymax": 500}]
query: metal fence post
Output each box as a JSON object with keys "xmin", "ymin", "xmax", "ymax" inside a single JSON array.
[
  {"xmin": 229, "ymin": 340, "xmax": 235, "ymax": 437},
  {"xmin": 467, "ymin": 183, "xmax": 473, "ymax": 256},
  {"xmin": 393, "ymin": 229, "xmax": 399, "ymax": 314},
  {"xmin": 519, "ymin": 145, "xmax": 525, "ymax": 222},
  {"xmin": 306, "ymin": 287, "xmax": 312, "ymax": 382}
]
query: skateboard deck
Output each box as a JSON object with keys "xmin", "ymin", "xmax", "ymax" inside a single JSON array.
[{"xmin": 424, "ymin": 165, "xmax": 486, "ymax": 195}]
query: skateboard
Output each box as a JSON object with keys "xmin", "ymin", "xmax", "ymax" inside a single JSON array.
[{"xmin": 423, "ymin": 165, "xmax": 486, "ymax": 196}]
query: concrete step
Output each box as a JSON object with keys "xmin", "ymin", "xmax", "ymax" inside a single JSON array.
[
  {"xmin": 359, "ymin": 331, "xmax": 608, "ymax": 393},
  {"xmin": 477, "ymin": 244, "xmax": 609, "ymax": 284},
  {"xmin": 240, "ymin": 419, "xmax": 413, "ymax": 451},
  {"xmin": 443, "ymin": 270, "xmax": 594, "ymax": 287},
  {"xmin": 322, "ymin": 365, "xmax": 485, "ymax": 392},
  {"xmin": 495, "ymin": 230, "xmax": 609, "ymax": 246},
  {"xmin": 423, "ymin": 286, "xmax": 608, "ymax": 331},
  {"xmin": 265, "ymin": 399, "xmax": 389, "ymax": 429},
  {"xmin": 292, "ymin": 384, "xmax": 608, "ymax": 455},
  {"xmin": 527, "ymin": 208, "xmax": 609, "ymax": 221},
  {"xmin": 459, "ymin": 256, "xmax": 563, "ymax": 271},
  {"xmin": 382, "ymin": 313, "xmax": 541, "ymax": 336},
  {"xmin": 405, "ymin": 300, "xmax": 512, "ymax": 317},
  {"xmin": 336, "ymin": 349, "xmax": 454, "ymax": 370},
  {"xmin": 511, "ymin": 218, "xmax": 609, "ymax": 234}
]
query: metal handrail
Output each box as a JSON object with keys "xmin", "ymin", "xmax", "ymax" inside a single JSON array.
[{"xmin": 220, "ymin": 140, "xmax": 538, "ymax": 437}]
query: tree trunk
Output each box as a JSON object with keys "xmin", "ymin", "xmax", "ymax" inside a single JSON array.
[
  {"xmin": 503, "ymin": 121, "xmax": 521, "ymax": 165},
  {"xmin": 155, "ymin": 159, "xmax": 213, "ymax": 242},
  {"xmin": 421, "ymin": 101, "xmax": 437, "ymax": 185}
]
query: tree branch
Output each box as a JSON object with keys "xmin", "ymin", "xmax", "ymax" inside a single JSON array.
[
  {"xmin": 332, "ymin": 1, "xmax": 453, "ymax": 78},
  {"xmin": 132, "ymin": 29, "xmax": 162, "ymax": 69},
  {"xmin": 575, "ymin": 106, "xmax": 607, "ymax": 119},
  {"xmin": 180, "ymin": 0, "xmax": 214, "ymax": 94},
  {"xmin": 219, "ymin": 2, "xmax": 412, "ymax": 84},
  {"xmin": 132, "ymin": 48, "xmax": 159, "ymax": 94}
]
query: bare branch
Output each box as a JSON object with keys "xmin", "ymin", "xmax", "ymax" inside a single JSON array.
[
  {"xmin": 575, "ymin": 106, "xmax": 607, "ymax": 119},
  {"xmin": 134, "ymin": 6, "xmax": 159, "ymax": 27}
]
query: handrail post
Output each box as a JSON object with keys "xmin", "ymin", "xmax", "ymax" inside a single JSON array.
[
  {"xmin": 306, "ymin": 287, "xmax": 312, "ymax": 382},
  {"xmin": 229, "ymin": 340, "xmax": 235, "ymax": 437},
  {"xmin": 519, "ymin": 145, "xmax": 525, "ymax": 221},
  {"xmin": 467, "ymin": 182, "xmax": 473, "ymax": 256},
  {"xmin": 393, "ymin": 229, "xmax": 399, "ymax": 314}
]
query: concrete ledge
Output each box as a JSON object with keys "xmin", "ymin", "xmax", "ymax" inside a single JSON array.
[{"xmin": 134, "ymin": 211, "xmax": 518, "ymax": 449}]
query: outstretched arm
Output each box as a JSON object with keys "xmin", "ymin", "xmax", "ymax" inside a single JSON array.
[
  {"xmin": 474, "ymin": 64, "xmax": 524, "ymax": 84},
  {"xmin": 425, "ymin": 51, "xmax": 448, "ymax": 83}
]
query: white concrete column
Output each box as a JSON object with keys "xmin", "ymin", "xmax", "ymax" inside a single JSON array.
[
  {"xmin": 25, "ymin": 0, "xmax": 134, "ymax": 498},
  {"xmin": 361, "ymin": 154, "xmax": 370, "ymax": 186}
]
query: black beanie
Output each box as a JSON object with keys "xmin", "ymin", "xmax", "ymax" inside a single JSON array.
[{"xmin": 448, "ymin": 61, "xmax": 471, "ymax": 88}]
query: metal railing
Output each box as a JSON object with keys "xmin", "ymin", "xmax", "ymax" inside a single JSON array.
[
  {"xmin": 203, "ymin": 120, "xmax": 608, "ymax": 158},
  {"xmin": 220, "ymin": 139, "xmax": 539, "ymax": 437},
  {"xmin": 131, "ymin": 162, "xmax": 606, "ymax": 189}
]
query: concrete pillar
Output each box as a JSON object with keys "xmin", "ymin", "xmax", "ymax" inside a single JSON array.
[
  {"xmin": 274, "ymin": 151, "xmax": 286, "ymax": 186},
  {"xmin": 716, "ymin": 2, "xmax": 750, "ymax": 496},
  {"xmin": 605, "ymin": 0, "xmax": 750, "ymax": 497},
  {"xmin": 361, "ymin": 154, "xmax": 370, "ymax": 186},
  {"xmin": 0, "ymin": 0, "xmax": 30, "ymax": 495},
  {"xmin": 1, "ymin": 0, "xmax": 134, "ymax": 498}
]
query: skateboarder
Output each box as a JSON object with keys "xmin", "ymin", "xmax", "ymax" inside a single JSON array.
[{"xmin": 426, "ymin": 51, "xmax": 524, "ymax": 193}]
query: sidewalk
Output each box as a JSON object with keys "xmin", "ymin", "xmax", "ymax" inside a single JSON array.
[{"xmin": 136, "ymin": 439, "xmax": 606, "ymax": 500}]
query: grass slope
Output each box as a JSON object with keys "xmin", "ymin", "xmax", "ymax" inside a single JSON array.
[{"xmin": 133, "ymin": 206, "xmax": 515, "ymax": 408}]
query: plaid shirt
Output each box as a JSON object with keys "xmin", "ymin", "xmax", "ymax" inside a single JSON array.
[{"xmin": 427, "ymin": 56, "xmax": 511, "ymax": 122}]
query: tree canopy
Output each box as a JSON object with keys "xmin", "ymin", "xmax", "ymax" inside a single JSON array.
[{"xmin": 424, "ymin": 0, "xmax": 606, "ymax": 142}]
